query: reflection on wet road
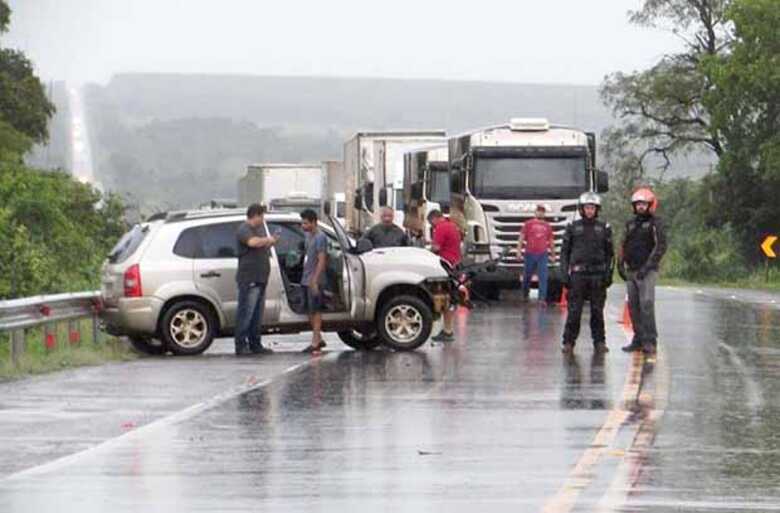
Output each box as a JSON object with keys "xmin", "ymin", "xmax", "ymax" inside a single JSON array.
[{"xmin": 1, "ymin": 287, "xmax": 780, "ymax": 512}]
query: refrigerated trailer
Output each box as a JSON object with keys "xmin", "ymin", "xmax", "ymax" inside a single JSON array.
[
  {"xmin": 344, "ymin": 131, "xmax": 446, "ymax": 236},
  {"xmin": 238, "ymin": 163, "xmax": 322, "ymax": 207}
]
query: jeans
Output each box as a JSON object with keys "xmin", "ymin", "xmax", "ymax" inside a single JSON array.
[
  {"xmin": 235, "ymin": 282, "xmax": 267, "ymax": 350},
  {"xmin": 625, "ymin": 270, "xmax": 658, "ymax": 346},
  {"xmin": 522, "ymin": 252, "xmax": 549, "ymax": 301}
]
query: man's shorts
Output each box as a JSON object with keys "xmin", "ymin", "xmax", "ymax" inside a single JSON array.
[{"xmin": 301, "ymin": 286, "xmax": 325, "ymax": 314}]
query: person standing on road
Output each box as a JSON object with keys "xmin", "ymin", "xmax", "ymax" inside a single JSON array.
[
  {"xmin": 427, "ymin": 209, "xmax": 462, "ymax": 342},
  {"xmin": 559, "ymin": 192, "xmax": 614, "ymax": 354},
  {"xmin": 235, "ymin": 203, "xmax": 279, "ymax": 356},
  {"xmin": 360, "ymin": 206, "xmax": 410, "ymax": 248},
  {"xmin": 518, "ymin": 204, "xmax": 556, "ymax": 304},
  {"xmin": 300, "ymin": 209, "xmax": 329, "ymax": 354},
  {"xmin": 618, "ymin": 188, "xmax": 667, "ymax": 355}
]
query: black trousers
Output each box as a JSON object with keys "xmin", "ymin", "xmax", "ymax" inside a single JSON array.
[{"xmin": 562, "ymin": 273, "xmax": 607, "ymax": 346}]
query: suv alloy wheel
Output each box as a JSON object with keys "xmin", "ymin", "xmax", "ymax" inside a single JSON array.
[
  {"xmin": 160, "ymin": 300, "xmax": 217, "ymax": 356},
  {"xmin": 377, "ymin": 295, "xmax": 433, "ymax": 351}
]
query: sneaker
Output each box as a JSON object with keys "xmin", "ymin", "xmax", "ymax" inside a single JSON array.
[
  {"xmin": 560, "ymin": 342, "xmax": 574, "ymax": 354},
  {"xmin": 235, "ymin": 344, "xmax": 252, "ymax": 356},
  {"xmin": 621, "ymin": 342, "xmax": 642, "ymax": 352},
  {"xmin": 250, "ymin": 345, "xmax": 274, "ymax": 355},
  {"xmin": 431, "ymin": 331, "xmax": 455, "ymax": 343},
  {"xmin": 301, "ymin": 341, "xmax": 325, "ymax": 354},
  {"xmin": 593, "ymin": 342, "xmax": 609, "ymax": 353}
]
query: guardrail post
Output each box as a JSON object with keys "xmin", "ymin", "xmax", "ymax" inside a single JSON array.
[
  {"xmin": 44, "ymin": 324, "xmax": 56, "ymax": 351},
  {"xmin": 68, "ymin": 320, "xmax": 80, "ymax": 346},
  {"xmin": 11, "ymin": 330, "xmax": 25, "ymax": 367},
  {"xmin": 92, "ymin": 314, "xmax": 99, "ymax": 345}
]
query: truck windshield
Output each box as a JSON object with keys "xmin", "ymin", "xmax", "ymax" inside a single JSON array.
[
  {"xmin": 472, "ymin": 156, "xmax": 588, "ymax": 199},
  {"xmin": 428, "ymin": 167, "xmax": 450, "ymax": 205}
]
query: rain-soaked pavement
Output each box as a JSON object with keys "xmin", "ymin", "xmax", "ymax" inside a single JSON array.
[{"xmin": 1, "ymin": 286, "xmax": 780, "ymax": 512}]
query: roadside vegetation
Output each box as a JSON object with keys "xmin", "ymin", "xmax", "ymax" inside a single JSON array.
[
  {"xmin": 600, "ymin": 0, "xmax": 780, "ymax": 288},
  {"xmin": 0, "ymin": 1, "xmax": 132, "ymax": 377}
]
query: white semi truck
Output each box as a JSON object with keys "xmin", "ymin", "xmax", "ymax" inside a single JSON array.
[
  {"xmin": 321, "ymin": 160, "xmax": 347, "ymax": 226},
  {"xmin": 448, "ymin": 118, "xmax": 608, "ymax": 300},
  {"xmin": 403, "ymin": 145, "xmax": 449, "ymax": 244},
  {"xmin": 237, "ymin": 163, "xmax": 322, "ymax": 211},
  {"xmin": 344, "ymin": 130, "xmax": 446, "ymax": 236}
]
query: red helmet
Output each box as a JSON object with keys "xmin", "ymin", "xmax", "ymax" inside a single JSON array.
[{"xmin": 631, "ymin": 187, "xmax": 658, "ymax": 213}]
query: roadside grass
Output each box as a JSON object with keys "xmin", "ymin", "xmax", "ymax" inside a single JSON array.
[
  {"xmin": 0, "ymin": 321, "xmax": 136, "ymax": 380},
  {"xmin": 658, "ymin": 267, "xmax": 780, "ymax": 292}
]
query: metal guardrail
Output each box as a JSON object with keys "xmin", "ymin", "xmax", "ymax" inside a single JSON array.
[{"xmin": 0, "ymin": 291, "xmax": 102, "ymax": 367}]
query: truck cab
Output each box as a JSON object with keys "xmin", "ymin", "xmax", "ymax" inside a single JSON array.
[
  {"xmin": 403, "ymin": 145, "xmax": 450, "ymax": 244},
  {"xmin": 448, "ymin": 118, "xmax": 608, "ymax": 301}
]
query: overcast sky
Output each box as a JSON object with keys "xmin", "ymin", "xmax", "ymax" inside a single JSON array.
[{"xmin": 4, "ymin": 0, "xmax": 682, "ymax": 85}]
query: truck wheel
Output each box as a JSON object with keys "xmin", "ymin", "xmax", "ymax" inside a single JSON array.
[
  {"xmin": 377, "ymin": 295, "xmax": 433, "ymax": 351},
  {"xmin": 127, "ymin": 336, "xmax": 167, "ymax": 355},
  {"xmin": 160, "ymin": 300, "xmax": 216, "ymax": 356},
  {"xmin": 337, "ymin": 330, "xmax": 382, "ymax": 351}
]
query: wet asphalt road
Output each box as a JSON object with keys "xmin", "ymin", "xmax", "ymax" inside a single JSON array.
[{"xmin": 1, "ymin": 286, "xmax": 780, "ymax": 512}]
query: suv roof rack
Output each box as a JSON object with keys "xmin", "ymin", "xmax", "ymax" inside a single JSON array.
[{"xmin": 164, "ymin": 208, "xmax": 246, "ymax": 223}]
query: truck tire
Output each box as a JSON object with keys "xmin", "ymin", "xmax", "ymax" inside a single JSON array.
[
  {"xmin": 127, "ymin": 336, "xmax": 167, "ymax": 355},
  {"xmin": 337, "ymin": 330, "xmax": 382, "ymax": 351},
  {"xmin": 160, "ymin": 300, "xmax": 216, "ymax": 356},
  {"xmin": 376, "ymin": 295, "xmax": 433, "ymax": 351}
]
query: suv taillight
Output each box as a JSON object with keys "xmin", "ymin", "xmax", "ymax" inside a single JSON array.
[{"xmin": 124, "ymin": 264, "xmax": 143, "ymax": 297}]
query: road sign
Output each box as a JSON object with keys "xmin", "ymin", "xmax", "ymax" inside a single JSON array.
[{"xmin": 762, "ymin": 235, "xmax": 778, "ymax": 258}]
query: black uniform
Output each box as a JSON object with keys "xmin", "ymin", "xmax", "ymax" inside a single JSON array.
[
  {"xmin": 560, "ymin": 217, "xmax": 614, "ymax": 347},
  {"xmin": 619, "ymin": 214, "xmax": 666, "ymax": 349},
  {"xmin": 360, "ymin": 223, "xmax": 409, "ymax": 248}
]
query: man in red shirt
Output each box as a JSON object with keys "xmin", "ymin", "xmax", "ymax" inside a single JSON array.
[
  {"xmin": 517, "ymin": 204, "xmax": 555, "ymax": 304},
  {"xmin": 427, "ymin": 209, "xmax": 462, "ymax": 342}
]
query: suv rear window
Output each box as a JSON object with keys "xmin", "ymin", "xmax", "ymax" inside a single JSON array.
[
  {"xmin": 174, "ymin": 222, "xmax": 242, "ymax": 259},
  {"xmin": 108, "ymin": 224, "xmax": 148, "ymax": 264}
]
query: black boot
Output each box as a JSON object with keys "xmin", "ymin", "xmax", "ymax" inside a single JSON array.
[
  {"xmin": 235, "ymin": 341, "xmax": 251, "ymax": 356},
  {"xmin": 621, "ymin": 339, "xmax": 642, "ymax": 352}
]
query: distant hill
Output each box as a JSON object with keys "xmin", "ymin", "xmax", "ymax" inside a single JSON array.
[{"xmin": 77, "ymin": 73, "xmax": 709, "ymax": 213}]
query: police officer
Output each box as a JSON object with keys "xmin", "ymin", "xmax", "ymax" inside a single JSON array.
[
  {"xmin": 560, "ymin": 192, "xmax": 614, "ymax": 353},
  {"xmin": 618, "ymin": 188, "xmax": 667, "ymax": 355}
]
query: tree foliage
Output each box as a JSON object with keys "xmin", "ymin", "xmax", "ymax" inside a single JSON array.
[
  {"xmin": 0, "ymin": 1, "xmax": 128, "ymax": 299},
  {"xmin": 703, "ymin": 0, "xmax": 780, "ymax": 258},
  {"xmin": 0, "ymin": 1, "xmax": 9, "ymax": 34},
  {"xmin": 600, "ymin": 0, "xmax": 731, "ymax": 179}
]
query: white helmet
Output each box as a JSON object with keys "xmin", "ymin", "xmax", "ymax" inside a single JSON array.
[{"xmin": 578, "ymin": 191, "xmax": 601, "ymax": 210}]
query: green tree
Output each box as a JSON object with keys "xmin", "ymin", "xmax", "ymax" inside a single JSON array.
[
  {"xmin": 704, "ymin": 0, "xmax": 780, "ymax": 259},
  {"xmin": 600, "ymin": 0, "xmax": 731, "ymax": 182},
  {"xmin": 0, "ymin": 0, "xmax": 55, "ymax": 147}
]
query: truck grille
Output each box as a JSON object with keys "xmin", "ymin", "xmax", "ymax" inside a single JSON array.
[{"xmin": 487, "ymin": 213, "xmax": 569, "ymax": 268}]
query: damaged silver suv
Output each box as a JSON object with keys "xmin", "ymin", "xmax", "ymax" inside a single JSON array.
[{"xmin": 100, "ymin": 209, "xmax": 451, "ymax": 355}]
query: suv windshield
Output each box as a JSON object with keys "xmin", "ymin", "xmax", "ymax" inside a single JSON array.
[
  {"xmin": 108, "ymin": 224, "xmax": 148, "ymax": 264},
  {"xmin": 472, "ymin": 156, "xmax": 588, "ymax": 199}
]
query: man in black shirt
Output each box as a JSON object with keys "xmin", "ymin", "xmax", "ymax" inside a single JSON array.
[
  {"xmin": 618, "ymin": 188, "xmax": 667, "ymax": 355},
  {"xmin": 560, "ymin": 192, "xmax": 614, "ymax": 354},
  {"xmin": 359, "ymin": 206, "xmax": 409, "ymax": 249},
  {"xmin": 235, "ymin": 204, "xmax": 279, "ymax": 356}
]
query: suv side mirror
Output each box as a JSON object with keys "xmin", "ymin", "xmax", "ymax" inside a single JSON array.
[
  {"xmin": 597, "ymin": 170, "xmax": 609, "ymax": 193},
  {"xmin": 356, "ymin": 238, "xmax": 373, "ymax": 254}
]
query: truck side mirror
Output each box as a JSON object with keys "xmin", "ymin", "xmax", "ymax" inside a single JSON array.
[
  {"xmin": 379, "ymin": 188, "xmax": 388, "ymax": 207},
  {"xmin": 597, "ymin": 170, "xmax": 609, "ymax": 193},
  {"xmin": 411, "ymin": 182, "xmax": 423, "ymax": 201}
]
